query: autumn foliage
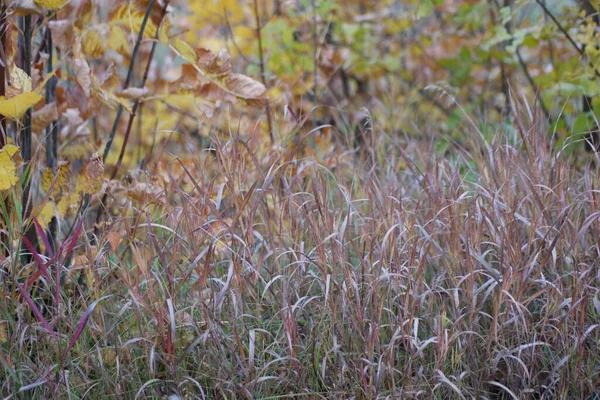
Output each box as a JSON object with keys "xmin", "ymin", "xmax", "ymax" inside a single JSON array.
[{"xmin": 1, "ymin": 0, "xmax": 600, "ymax": 398}]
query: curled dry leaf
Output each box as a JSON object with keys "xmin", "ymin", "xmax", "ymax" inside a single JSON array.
[
  {"xmin": 116, "ymin": 87, "xmax": 149, "ymax": 101},
  {"xmin": 226, "ymin": 73, "xmax": 267, "ymax": 102},
  {"xmin": 72, "ymin": 58, "xmax": 92, "ymax": 96}
]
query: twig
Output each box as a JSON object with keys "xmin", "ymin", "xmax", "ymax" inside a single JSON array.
[
  {"xmin": 45, "ymin": 12, "xmax": 59, "ymax": 251},
  {"xmin": 252, "ymin": 0, "xmax": 274, "ymax": 144},
  {"xmin": 19, "ymin": 14, "xmax": 38, "ymax": 260},
  {"xmin": 102, "ymin": 0, "xmax": 158, "ymax": 162},
  {"xmin": 535, "ymin": 0, "xmax": 600, "ymax": 79}
]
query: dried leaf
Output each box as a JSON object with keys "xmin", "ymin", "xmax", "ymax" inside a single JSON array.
[
  {"xmin": 116, "ymin": 87, "xmax": 149, "ymax": 101},
  {"xmin": 8, "ymin": 66, "xmax": 32, "ymax": 97},
  {"xmin": 72, "ymin": 58, "xmax": 91, "ymax": 96},
  {"xmin": 226, "ymin": 73, "xmax": 267, "ymax": 101},
  {"xmin": 104, "ymin": 231, "xmax": 123, "ymax": 252},
  {"xmin": 48, "ymin": 20, "xmax": 75, "ymax": 54},
  {"xmin": 32, "ymin": 101, "xmax": 59, "ymax": 133}
]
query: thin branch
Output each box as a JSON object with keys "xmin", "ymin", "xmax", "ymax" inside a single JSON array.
[
  {"xmin": 252, "ymin": 0, "xmax": 274, "ymax": 144},
  {"xmin": 102, "ymin": 0, "xmax": 157, "ymax": 162},
  {"xmin": 516, "ymin": 48, "xmax": 550, "ymax": 120},
  {"xmin": 535, "ymin": 0, "xmax": 600, "ymax": 79}
]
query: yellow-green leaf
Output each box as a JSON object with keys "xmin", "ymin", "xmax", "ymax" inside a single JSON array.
[
  {"xmin": 0, "ymin": 93, "xmax": 43, "ymax": 119},
  {"xmin": 0, "ymin": 145, "xmax": 20, "ymax": 191}
]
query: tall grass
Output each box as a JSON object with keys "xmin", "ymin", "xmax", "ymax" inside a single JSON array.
[{"xmin": 2, "ymin": 102, "xmax": 599, "ymax": 399}]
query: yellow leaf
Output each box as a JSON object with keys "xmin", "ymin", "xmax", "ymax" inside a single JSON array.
[
  {"xmin": 108, "ymin": 25, "xmax": 129, "ymax": 54},
  {"xmin": 59, "ymin": 143, "xmax": 93, "ymax": 159},
  {"xmin": 57, "ymin": 192, "xmax": 80, "ymax": 217},
  {"xmin": 0, "ymin": 145, "xmax": 20, "ymax": 191},
  {"xmin": 172, "ymin": 38, "xmax": 197, "ymax": 63},
  {"xmin": 0, "ymin": 92, "xmax": 42, "ymax": 120},
  {"xmin": 42, "ymin": 161, "xmax": 71, "ymax": 194},
  {"xmin": 34, "ymin": 0, "xmax": 66, "ymax": 9},
  {"xmin": 82, "ymin": 29, "xmax": 105, "ymax": 58},
  {"xmin": 76, "ymin": 153, "xmax": 104, "ymax": 194},
  {"xmin": 36, "ymin": 201, "xmax": 55, "ymax": 229},
  {"xmin": 110, "ymin": 5, "xmax": 158, "ymax": 38}
]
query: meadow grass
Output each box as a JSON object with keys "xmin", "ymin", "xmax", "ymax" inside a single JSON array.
[{"xmin": 1, "ymin": 109, "xmax": 599, "ymax": 399}]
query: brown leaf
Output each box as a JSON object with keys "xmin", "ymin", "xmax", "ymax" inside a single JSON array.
[
  {"xmin": 48, "ymin": 19, "xmax": 75, "ymax": 55},
  {"xmin": 226, "ymin": 73, "xmax": 267, "ymax": 101},
  {"xmin": 115, "ymin": 87, "xmax": 149, "ymax": 101},
  {"xmin": 32, "ymin": 101, "xmax": 58, "ymax": 133},
  {"xmin": 72, "ymin": 58, "xmax": 91, "ymax": 96},
  {"xmin": 104, "ymin": 231, "xmax": 123, "ymax": 253}
]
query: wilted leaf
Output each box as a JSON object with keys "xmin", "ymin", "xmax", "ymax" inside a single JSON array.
[
  {"xmin": 104, "ymin": 230, "xmax": 123, "ymax": 252},
  {"xmin": 48, "ymin": 20, "xmax": 75, "ymax": 54},
  {"xmin": 72, "ymin": 58, "xmax": 92, "ymax": 96},
  {"xmin": 226, "ymin": 73, "xmax": 267, "ymax": 101},
  {"xmin": 57, "ymin": 191, "xmax": 80, "ymax": 217},
  {"xmin": 116, "ymin": 87, "xmax": 149, "ymax": 101},
  {"xmin": 32, "ymin": 101, "xmax": 59, "ymax": 132},
  {"xmin": 0, "ymin": 92, "xmax": 43, "ymax": 120},
  {"xmin": 76, "ymin": 153, "xmax": 104, "ymax": 194}
]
